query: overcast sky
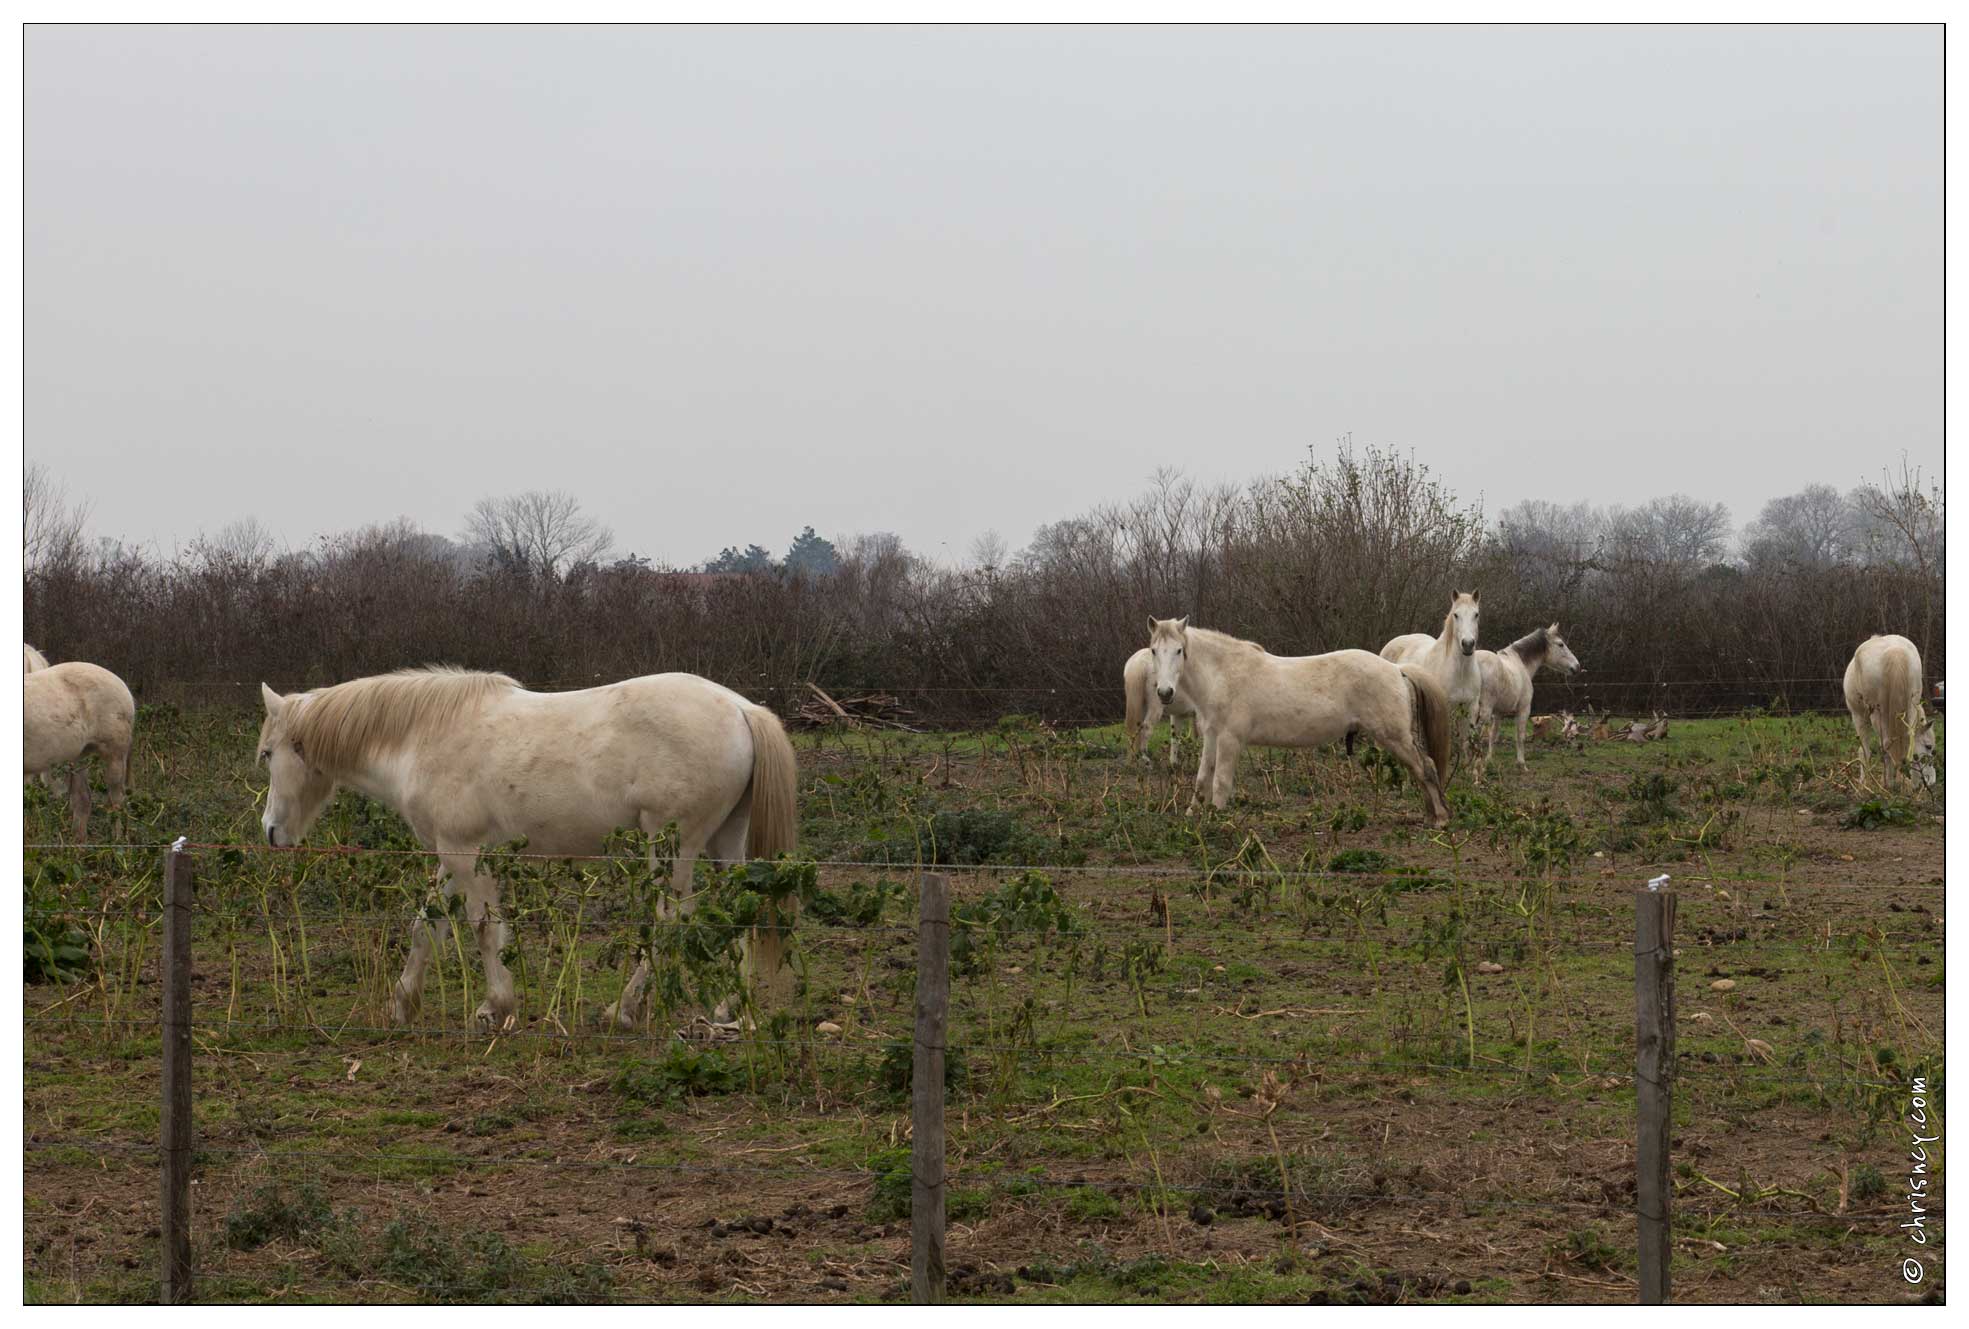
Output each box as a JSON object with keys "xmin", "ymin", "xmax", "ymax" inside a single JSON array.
[{"xmin": 26, "ymin": 24, "xmax": 1941, "ymax": 567}]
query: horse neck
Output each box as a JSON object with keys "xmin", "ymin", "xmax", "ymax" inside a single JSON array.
[
  {"xmin": 1182, "ymin": 633, "xmax": 1246, "ymax": 714},
  {"xmin": 330, "ymin": 746, "xmax": 413, "ymax": 812},
  {"xmin": 1509, "ymin": 639, "xmax": 1546, "ymax": 673}
]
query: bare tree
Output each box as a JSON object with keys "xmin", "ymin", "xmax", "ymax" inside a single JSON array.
[
  {"xmin": 1740, "ymin": 485, "xmax": 1858, "ymax": 569},
  {"xmin": 967, "ymin": 529, "xmax": 1009, "ymax": 574},
  {"xmin": 24, "ymin": 462, "xmax": 91, "ymax": 575},
  {"xmin": 462, "ymin": 490, "xmax": 613, "ymax": 578},
  {"xmin": 1605, "ymin": 494, "xmax": 1731, "ymax": 568},
  {"xmin": 192, "ymin": 517, "xmax": 284, "ymax": 573},
  {"xmin": 1850, "ymin": 458, "xmax": 1943, "ymax": 576}
]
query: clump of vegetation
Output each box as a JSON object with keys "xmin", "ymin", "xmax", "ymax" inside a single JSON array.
[
  {"xmin": 610, "ymin": 1046, "xmax": 741, "ymax": 1106},
  {"xmin": 1326, "ymin": 848, "xmax": 1395, "ymax": 874},
  {"xmin": 877, "ymin": 1039, "xmax": 968, "ymax": 1100},
  {"xmin": 923, "ymin": 808, "xmax": 1055, "ymax": 867},
  {"xmin": 806, "ymin": 876, "xmax": 904, "ymax": 926},
  {"xmin": 1623, "ymin": 772, "xmax": 1682, "ymax": 824},
  {"xmin": 367, "ymin": 1215, "xmax": 613, "ymax": 1304},
  {"xmin": 950, "ymin": 870, "xmax": 1085, "ymax": 974},
  {"xmin": 1556, "ymin": 1227, "xmax": 1621, "ymax": 1272},
  {"xmin": 24, "ymin": 860, "xmax": 93, "ymax": 986},
  {"xmin": 865, "ymin": 1147, "xmax": 913, "ymax": 1222},
  {"xmin": 1843, "ymin": 799, "xmax": 1921, "ymax": 831},
  {"xmin": 224, "ymin": 1183, "xmax": 340, "ymax": 1252}
]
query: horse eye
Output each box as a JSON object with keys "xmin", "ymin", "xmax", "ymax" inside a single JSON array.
[{"xmin": 258, "ymin": 749, "xmax": 270, "ymax": 763}]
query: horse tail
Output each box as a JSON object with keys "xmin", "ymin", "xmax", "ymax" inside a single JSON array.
[
  {"xmin": 1881, "ymin": 647, "xmax": 1914, "ymax": 766},
  {"xmin": 743, "ymin": 704, "xmax": 800, "ymax": 860},
  {"xmin": 1124, "ymin": 654, "xmax": 1146, "ymax": 759},
  {"xmin": 1401, "ymin": 663, "xmax": 1452, "ymax": 790}
]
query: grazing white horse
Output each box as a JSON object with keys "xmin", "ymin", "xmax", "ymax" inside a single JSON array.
[
  {"xmin": 1123, "ymin": 644, "xmax": 1200, "ymax": 769},
  {"xmin": 25, "ymin": 660, "xmax": 135, "ymax": 839},
  {"xmin": 1474, "ymin": 625, "xmax": 1584, "ymax": 770},
  {"xmin": 1146, "ymin": 618, "xmax": 1452, "ymax": 826},
  {"xmin": 1843, "ymin": 635, "xmax": 1938, "ymax": 790},
  {"xmin": 1379, "ymin": 591, "xmax": 1484, "ymax": 714},
  {"xmin": 257, "ymin": 667, "xmax": 800, "ymax": 1031}
]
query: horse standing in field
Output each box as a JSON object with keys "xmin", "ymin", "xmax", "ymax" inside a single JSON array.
[
  {"xmin": 1145, "ymin": 617, "xmax": 1452, "ymax": 826},
  {"xmin": 255, "ymin": 667, "xmax": 800, "ymax": 1031},
  {"xmin": 1123, "ymin": 645, "xmax": 1201, "ymax": 769},
  {"xmin": 1473, "ymin": 625, "xmax": 1584, "ymax": 771},
  {"xmin": 1379, "ymin": 591, "xmax": 1484, "ymax": 710},
  {"xmin": 25, "ymin": 660, "xmax": 135, "ymax": 840},
  {"xmin": 1842, "ymin": 635, "xmax": 1938, "ymax": 790}
]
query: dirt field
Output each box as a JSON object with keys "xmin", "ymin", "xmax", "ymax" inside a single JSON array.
[{"xmin": 22, "ymin": 704, "xmax": 1945, "ymax": 1304}]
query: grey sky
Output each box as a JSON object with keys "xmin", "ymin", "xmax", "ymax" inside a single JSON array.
[{"xmin": 26, "ymin": 24, "xmax": 1940, "ymax": 567}]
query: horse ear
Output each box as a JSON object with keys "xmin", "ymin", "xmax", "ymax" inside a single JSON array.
[
  {"xmin": 1177, "ymin": 615, "xmax": 1189, "ymax": 631},
  {"xmin": 1146, "ymin": 615, "xmax": 1158, "ymax": 636},
  {"xmin": 260, "ymin": 682, "xmax": 284, "ymax": 716},
  {"xmin": 1472, "ymin": 590, "xmax": 1480, "ymax": 604}
]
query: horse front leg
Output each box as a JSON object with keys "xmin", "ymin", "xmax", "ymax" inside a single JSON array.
[
  {"xmin": 459, "ymin": 865, "xmax": 517, "ymax": 1033},
  {"xmin": 1190, "ymin": 728, "xmax": 1218, "ymax": 811},
  {"xmin": 392, "ymin": 862, "xmax": 459, "ymax": 1025},
  {"xmin": 1209, "ymin": 733, "xmax": 1243, "ymax": 810},
  {"xmin": 1514, "ymin": 712, "xmax": 1529, "ymax": 768}
]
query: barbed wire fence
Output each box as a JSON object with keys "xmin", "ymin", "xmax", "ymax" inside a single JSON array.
[{"xmin": 22, "ymin": 835, "xmax": 1944, "ymax": 1306}]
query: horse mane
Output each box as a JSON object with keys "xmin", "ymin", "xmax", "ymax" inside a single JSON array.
[
  {"xmin": 287, "ymin": 667, "xmax": 520, "ymax": 772},
  {"xmin": 1506, "ymin": 627, "xmax": 1549, "ymax": 661},
  {"xmin": 1187, "ymin": 626, "xmax": 1267, "ymax": 655}
]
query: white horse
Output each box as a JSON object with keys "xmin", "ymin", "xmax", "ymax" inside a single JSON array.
[
  {"xmin": 1843, "ymin": 635, "xmax": 1938, "ymax": 790},
  {"xmin": 1123, "ymin": 643, "xmax": 1200, "ymax": 769},
  {"xmin": 1146, "ymin": 617, "xmax": 1452, "ymax": 826},
  {"xmin": 1474, "ymin": 624, "xmax": 1584, "ymax": 770},
  {"xmin": 1379, "ymin": 591, "xmax": 1484, "ymax": 713},
  {"xmin": 25, "ymin": 660, "xmax": 135, "ymax": 840},
  {"xmin": 23, "ymin": 644, "xmax": 66, "ymax": 794},
  {"xmin": 257, "ymin": 666, "xmax": 800, "ymax": 1031}
]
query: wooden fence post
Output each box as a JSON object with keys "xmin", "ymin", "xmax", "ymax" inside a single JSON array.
[
  {"xmin": 1635, "ymin": 883, "xmax": 1677, "ymax": 1305},
  {"xmin": 159, "ymin": 840, "xmax": 195, "ymax": 1304},
  {"xmin": 911, "ymin": 872, "xmax": 950, "ymax": 1305}
]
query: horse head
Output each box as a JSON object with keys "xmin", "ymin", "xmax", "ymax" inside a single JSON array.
[
  {"xmin": 1449, "ymin": 591, "xmax": 1480, "ymax": 657},
  {"xmin": 258, "ymin": 683, "xmax": 338, "ymax": 848},
  {"xmin": 1911, "ymin": 710, "xmax": 1939, "ymax": 788},
  {"xmin": 1547, "ymin": 624, "xmax": 1583, "ymax": 675},
  {"xmin": 1146, "ymin": 615, "xmax": 1190, "ymax": 705}
]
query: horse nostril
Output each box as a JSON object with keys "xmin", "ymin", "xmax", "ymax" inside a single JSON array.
[{"xmin": 266, "ymin": 825, "xmax": 278, "ymax": 848}]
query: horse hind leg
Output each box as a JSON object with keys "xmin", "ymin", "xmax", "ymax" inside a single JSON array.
[
  {"xmin": 1385, "ymin": 721, "xmax": 1450, "ymax": 828},
  {"xmin": 702, "ymin": 804, "xmax": 794, "ymax": 1011},
  {"xmin": 66, "ymin": 767, "xmax": 92, "ymax": 842}
]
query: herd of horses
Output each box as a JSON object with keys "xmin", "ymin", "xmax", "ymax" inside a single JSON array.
[{"xmin": 20, "ymin": 600, "xmax": 1940, "ymax": 1030}]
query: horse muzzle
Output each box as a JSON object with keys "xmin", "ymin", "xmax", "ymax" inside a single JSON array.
[
  {"xmin": 1460, "ymin": 642, "xmax": 1475, "ymax": 656},
  {"xmin": 1156, "ymin": 687, "xmax": 1175, "ymax": 704}
]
